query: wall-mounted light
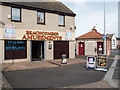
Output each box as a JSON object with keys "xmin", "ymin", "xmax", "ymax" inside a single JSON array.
[
  {"xmin": 8, "ymin": 15, "xmax": 11, "ymax": 19},
  {"xmin": 70, "ymin": 26, "xmax": 76, "ymax": 30}
]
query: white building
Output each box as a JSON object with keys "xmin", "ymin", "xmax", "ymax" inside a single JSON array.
[{"xmin": 106, "ymin": 33, "xmax": 117, "ymax": 49}]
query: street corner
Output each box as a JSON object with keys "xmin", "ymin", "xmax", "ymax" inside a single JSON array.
[{"xmin": 104, "ymin": 54, "xmax": 119, "ymax": 88}]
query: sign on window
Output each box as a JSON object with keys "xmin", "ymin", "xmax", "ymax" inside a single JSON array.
[{"xmin": 5, "ymin": 40, "xmax": 27, "ymax": 60}]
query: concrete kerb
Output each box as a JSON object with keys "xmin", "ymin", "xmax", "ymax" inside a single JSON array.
[
  {"xmin": 2, "ymin": 73, "xmax": 13, "ymax": 90},
  {"xmin": 104, "ymin": 55, "xmax": 119, "ymax": 88}
]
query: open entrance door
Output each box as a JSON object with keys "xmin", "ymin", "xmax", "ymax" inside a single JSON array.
[{"xmin": 32, "ymin": 41, "xmax": 44, "ymax": 61}]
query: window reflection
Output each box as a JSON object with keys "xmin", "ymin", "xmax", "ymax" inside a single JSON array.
[
  {"xmin": 37, "ymin": 12, "xmax": 45, "ymax": 24},
  {"xmin": 12, "ymin": 7, "xmax": 21, "ymax": 21},
  {"xmin": 58, "ymin": 15, "xmax": 65, "ymax": 26}
]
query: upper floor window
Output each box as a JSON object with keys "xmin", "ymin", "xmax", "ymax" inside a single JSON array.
[
  {"xmin": 37, "ymin": 11, "xmax": 45, "ymax": 24},
  {"xmin": 11, "ymin": 7, "xmax": 21, "ymax": 22},
  {"xmin": 58, "ymin": 15, "xmax": 65, "ymax": 26}
]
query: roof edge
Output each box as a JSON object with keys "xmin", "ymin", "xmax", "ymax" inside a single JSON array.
[{"xmin": 2, "ymin": 2, "xmax": 76, "ymax": 17}]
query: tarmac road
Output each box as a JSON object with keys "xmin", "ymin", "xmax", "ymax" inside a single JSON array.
[
  {"xmin": 3, "ymin": 56, "xmax": 114, "ymax": 88},
  {"xmin": 111, "ymin": 49, "xmax": 120, "ymax": 55},
  {"xmin": 3, "ymin": 64, "xmax": 105, "ymax": 88}
]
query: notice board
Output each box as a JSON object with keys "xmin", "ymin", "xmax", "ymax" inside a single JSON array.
[
  {"xmin": 86, "ymin": 56, "xmax": 96, "ymax": 69},
  {"xmin": 97, "ymin": 54, "xmax": 107, "ymax": 68}
]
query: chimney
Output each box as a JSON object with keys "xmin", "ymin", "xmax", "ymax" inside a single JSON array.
[{"xmin": 92, "ymin": 26, "xmax": 97, "ymax": 31}]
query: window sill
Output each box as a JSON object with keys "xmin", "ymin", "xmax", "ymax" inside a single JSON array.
[
  {"xmin": 37, "ymin": 23, "xmax": 46, "ymax": 25},
  {"xmin": 11, "ymin": 20, "xmax": 21, "ymax": 22},
  {"xmin": 58, "ymin": 25, "xmax": 65, "ymax": 27}
]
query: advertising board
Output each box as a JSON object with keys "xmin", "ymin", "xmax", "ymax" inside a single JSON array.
[
  {"xmin": 86, "ymin": 56, "xmax": 96, "ymax": 69},
  {"xmin": 95, "ymin": 54, "xmax": 107, "ymax": 71},
  {"xmin": 97, "ymin": 54, "xmax": 107, "ymax": 67}
]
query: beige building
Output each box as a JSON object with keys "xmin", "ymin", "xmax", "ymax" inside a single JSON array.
[
  {"xmin": 75, "ymin": 28, "xmax": 111, "ymax": 56},
  {"xmin": 0, "ymin": 1, "xmax": 76, "ymax": 63}
]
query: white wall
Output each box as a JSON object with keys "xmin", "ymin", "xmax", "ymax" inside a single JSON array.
[
  {"xmin": 85, "ymin": 40, "xmax": 97, "ymax": 56},
  {"xmin": 69, "ymin": 41, "xmax": 75, "ymax": 58},
  {"xmin": 45, "ymin": 40, "xmax": 53, "ymax": 60},
  {"xmin": 112, "ymin": 34, "xmax": 117, "ymax": 49}
]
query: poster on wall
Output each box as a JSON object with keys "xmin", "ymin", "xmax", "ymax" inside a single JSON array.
[
  {"xmin": 65, "ymin": 30, "xmax": 72, "ymax": 40},
  {"xmin": 3, "ymin": 24, "xmax": 16, "ymax": 38},
  {"xmin": 5, "ymin": 40, "xmax": 27, "ymax": 60}
]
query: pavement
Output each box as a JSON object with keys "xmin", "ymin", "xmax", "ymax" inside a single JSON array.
[
  {"xmin": 113, "ymin": 58, "xmax": 120, "ymax": 88},
  {"xmin": 2, "ymin": 49, "xmax": 119, "ymax": 89},
  {"xmin": 111, "ymin": 49, "xmax": 120, "ymax": 88},
  {"xmin": 104, "ymin": 55, "xmax": 119, "ymax": 88},
  {"xmin": 2, "ymin": 58, "xmax": 86, "ymax": 71}
]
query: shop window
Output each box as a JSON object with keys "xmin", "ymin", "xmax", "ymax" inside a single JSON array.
[
  {"xmin": 11, "ymin": 7, "xmax": 21, "ymax": 22},
  {"xmin": 5, "ymin": 40, "xmax": 27, "ymax": 60},
  {"xmin": 58, "ymin": 15, "xmax": 65, "ymax": 26},
  {"xmin": 37, "ymin": 11, "xmax": 45, "ymax": 24}
]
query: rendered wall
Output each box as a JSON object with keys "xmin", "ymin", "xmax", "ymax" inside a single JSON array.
[
  {"xmin": 76, "ymin": 39, "xmax": 111, "ymax": 56},
  {"xmin": 0, "ymin": 5, "xmax": 75, "ymax": 63},
  {"xmin": 69, "ymin": 41, "xmax": 75, "ymax": 58},
  {"xmin": 0, "ymin": 5, "xmax": 75, "ymax": 40},
  {"xmin": 85, "ymin": 40, "xmax": 97, "ymax": 56}
]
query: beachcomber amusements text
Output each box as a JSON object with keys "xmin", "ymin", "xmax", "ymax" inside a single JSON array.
[{"xmin": 22, "ymin": 31, "xmax": 62, "ymax": 40}]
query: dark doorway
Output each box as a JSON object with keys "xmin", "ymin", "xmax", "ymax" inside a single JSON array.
[
  {"xmin": 97, "ymin": 42, "xmax": 103, "ymax": 54},
  {"xmin": 79, "ymin": 42, "xmax": 84, "ymax": 55},
  {"xmin": 54, "ymin": 41, "xmax": 69, "ymax": 59},
  {"xmin": 32, "ymin": 41, "xmax": 44, "ymax": 61}
]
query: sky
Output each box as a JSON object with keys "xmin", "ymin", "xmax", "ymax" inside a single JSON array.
[{"xmin": 58, "ymin": 0, "xmax": 119, "ymax": 37}]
